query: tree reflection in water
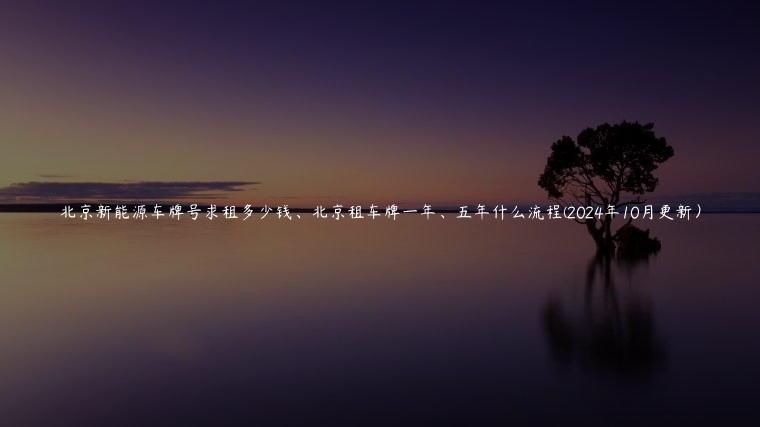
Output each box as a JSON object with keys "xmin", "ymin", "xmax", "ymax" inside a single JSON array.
[{"xmin": 543, "ymin": 253, "xmax": 666, "ymax": 377}]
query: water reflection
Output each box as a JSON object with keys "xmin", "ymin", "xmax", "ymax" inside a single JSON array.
[
  {"xmin": 543, "ymin": 254, "xmax": 666, "ymax": 377},
  {"xmin": 2, "ymin": 214, "xmax": 759, "ymax": 423}
]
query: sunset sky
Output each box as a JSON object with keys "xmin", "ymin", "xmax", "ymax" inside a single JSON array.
[{"xmin": 1, "ymin": 1, "xmax": 758, "ymax": 207}]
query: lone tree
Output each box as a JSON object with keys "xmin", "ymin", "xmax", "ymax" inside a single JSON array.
[{"xmin": 538, "ymin": 121, "xmax": 674, "ymax": 253}]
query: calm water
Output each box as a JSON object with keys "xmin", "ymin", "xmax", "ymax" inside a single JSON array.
[{"xmin": 1, "ymin": 213, "xmax": 758, "ymax": 425}]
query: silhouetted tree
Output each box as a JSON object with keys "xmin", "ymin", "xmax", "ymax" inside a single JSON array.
[{"xmin": 538, "ymin": 122, "xmax": 674, "ymax": 253}]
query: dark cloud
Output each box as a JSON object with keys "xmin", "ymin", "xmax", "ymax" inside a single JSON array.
[
  {"xmin": 37, "ymin": 174, "xmax": 77, "ymax": 179},
  {"xmin": 0, "ymin": 181, "xmax": 259, "ymax": 202}
]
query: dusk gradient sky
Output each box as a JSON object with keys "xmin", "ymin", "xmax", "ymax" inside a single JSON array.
[{"xmin": 1, "ymin": 1, "xmax": 759, "ymax": 206}]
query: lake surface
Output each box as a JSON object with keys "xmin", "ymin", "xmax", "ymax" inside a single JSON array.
[{"xmin": 1, "ymin": 213, "xmax": 758, "ymax": 425}]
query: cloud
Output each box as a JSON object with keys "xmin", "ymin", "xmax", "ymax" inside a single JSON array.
[
  {"xmin": 37, "ymin": 174, "xmax": 77, "ymax": 179},
  {"xmin": 0, "ymin": 181, "xmax": 259, "ymax": 202}
]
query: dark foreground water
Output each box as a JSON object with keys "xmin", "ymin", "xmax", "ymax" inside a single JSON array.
[{"xmin": 1, "ymin": 213, "xmax": 758, "ymax": 425}]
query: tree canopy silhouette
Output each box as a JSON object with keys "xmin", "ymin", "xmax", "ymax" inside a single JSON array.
[{"xmin": 538, "ymin": 121, "xmax": 674, "ymax": 253}]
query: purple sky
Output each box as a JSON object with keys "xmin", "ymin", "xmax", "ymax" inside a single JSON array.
[{"xmin": 1, "ymin": 1, "xmax": 758, "ymax": 206}]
